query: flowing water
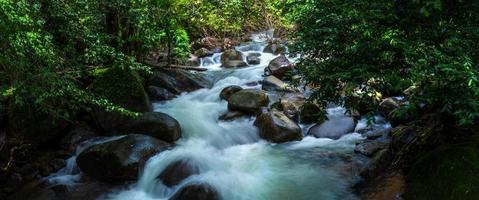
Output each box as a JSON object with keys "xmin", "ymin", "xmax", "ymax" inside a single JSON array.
[
  {"xmin": 103, "ymin": 32, "xmax": 365, "ymax": 200},
  {"xmin": 47, "ymin": 32, "xmax": 387, "ymax": 200}
]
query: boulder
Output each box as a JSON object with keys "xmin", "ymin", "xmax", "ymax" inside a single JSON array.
[
  {"xmin": 227, "ymin": 89, "xmax": 269, "ymax": 113},
  {"xmin": 218, "ymin": 111, "xmax": 249, "ymax": 121},
  {"xmin": 280, "ymin": 94, "xmax": 306, "ymax": 120},
  {"xmin": 355, "ymin": 140, "xmax": 388, "ymax": 157},
  {"xmin": 219, "ymin": 86, "xmax": 243, "ymax": 101},
  {"xmin": 220, "ymin": 49, "xmax": 247, "ymax": 68},
  {"xmin": 246, "ymin": 53, "xmax": 261, "ymax": 65},
  {"xmin": 148, "ymin": 69, "xmax": 210, "ymax": 95},
  {"xmin": 308, "ymin": 117, "xmax": 356, "ymax": 139},
  {"xmin": 158, "ymin": 160, "xmax": 199, "ymax": 187},
  {"xmin": 76, "ymin": 134, "xmax": 170, "ymax": 183},
  {"xmin": 170, "ymin": 183, "xmax": 219, "ymax": 200},
  {"xmin": 147, "ymin": 86, "xmax": 176, "ymax": 101},
  {"xmin": 263, "ymin": 40, "xmax": 287, "ymax": 55},
  {"xmin": 262, "ymin": 75, "xmax": 288, "ymax": 91},
  {"xmin": 378, "ymin": 97, "xmax": 400, "ymax": 117},
  {"xmin": 254, "ymin": 109, "xmax": 303, "ymax": 143},
  {"xmin": 90, "ymin": 68, "xmax": 152, "ymax": 131},
  {"xmin": 194, "ymin": 48, "xmax": 213, "ymax": 58},
  {"xmin": 264, "ymin": 55, "xmax": 292, "ymax": 80},
  {"xmin": 359, "ymin": 149, "xmax": 393, "ymax": 180},
  {"xmin": 299, "ymin": 103, "xmax": 323, "ymax": 124},
  {"xmin": 118, "ymin": 112, "xmax": 181, "ymax": 143}
]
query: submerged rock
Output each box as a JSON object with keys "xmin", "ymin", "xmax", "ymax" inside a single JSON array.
[
  {"xmin": 170, "ymin": 183, "xmax": 219, "ymax": 200},
  {"xmin": 264, "ymin": 55, "xmax": 292, "ymax": 80},
  {"xmin": 76, "ymin": 134, "xmax": 170, "ymax": 183},
  {"xmin": 220, "ymin": 49, "xmax": 247, "ymax": 68},
  {"xmin": 219, "ymin": 85, "xmax": 243, "ymax": 101},
  {"xmin": 308, "ymin": 117, "xmax": 356, "ymax": 139},
  {"xmin": 254, "ymin": 109, "xmax": 303, "ymax": 143},
  {"xmin": 227, "ymin": 89, "xmax": 269, "ymax": 113},
  {"xmin": 158, "ymin": 160, "xmax": 200, "ymax": 187},
  {"xmin": 148, "ymin": 69, "xmax": 210, "ymax": 95},
  {"xmin": 118, "ymin": 112, "xmax": 181, "ymax": 143}
]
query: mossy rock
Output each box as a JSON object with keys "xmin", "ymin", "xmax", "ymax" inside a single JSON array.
[
  {"xmin": 91, "ymin": 67, "xmax": 151, "ymax": 113},
  {"xmin": 90, "ymin": 67, "xmax": 151, "ymax": 131},
  {"xmin": 404, "ymin": 144, "xmax": 479, "ymax": 200}
]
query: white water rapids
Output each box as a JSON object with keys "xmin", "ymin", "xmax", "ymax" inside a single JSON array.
[{"xmin": 48, "ymin": 32, "xmax": 392, "ymax": 200}]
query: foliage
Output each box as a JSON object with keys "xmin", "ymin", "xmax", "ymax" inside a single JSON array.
[{"xmin": 292, "ymin": 0, "xmax": 479, "ymax": 125}]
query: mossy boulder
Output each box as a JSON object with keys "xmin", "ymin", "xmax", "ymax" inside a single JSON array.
[
  {"xmin": 91, "ymin": 67, "xmax": 151, "ymax": 112},
  {"xmin": 404, "ymin": 145, "xmax": 479, "ymax": 200},
  {"xmin": 90, "ymin": 68, "xmax": 151, "ymax": 131}
]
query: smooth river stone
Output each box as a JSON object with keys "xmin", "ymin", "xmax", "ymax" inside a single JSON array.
[{"xmin": 308, "ymin": 117, "xmax": 356, "ymax": 139}]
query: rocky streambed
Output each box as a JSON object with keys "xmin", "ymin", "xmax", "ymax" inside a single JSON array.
[{"xmin": 8, "ymin": 32, "xmax": 400, "ymax": 200}]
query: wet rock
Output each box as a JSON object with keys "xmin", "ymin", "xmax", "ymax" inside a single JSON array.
[
  {"xmin": 91, "ymin": 68, "xmax": 152, "ymax": 131},
  {"xmin": 299, "ymin": 103, "xmax": 323, "ymax": 124},
  {"xmin": 254, "ymin": 109, "xmax": 303, "ymax": 143},
  {"xmin": 76, "ymin": 134, "xmax": 170, "ymax": 183},
  {"xmin": 280, "ymin": 94, "xmax": 306, "ymax": 120},
  {"xmin": 308, "ymin": 117, "xmax": 356, "ymax": 139},
  {"xmin": 118, "ymin": 112, "xmax": 181, "ymax": 143},
  {"xmin": 264, "ymin": 55, "xmax": 292, "ymax": 80},
  {"xmin": 355, "ymin": 140, "xmax": 388, "ymax": 157},
  {"xmin": 147, "ymin": 86, "xmax": 176, "ymax": 101},
  {"xmin": 219, "ymin": 111, "xmax": 249, "ymax": 121},
  {"xmin": 170, "ymin": 183, "xmax": 219, "ymax": 200},
  {"xmin": 261, "ymin": 75, "xmax": 288, "ymax": 91},
  {"xmin": 378, "ymin": 97, "xmax": 400, "ymax": 117},
  {"xmin": 263, "ymin": 40, "xmax": 287, "ymax": 55},
  {"xmin": 220, "ymin": 49, "xmax": 247, "ymax": 68},
  {"xmin": 246, "ymin": 53, "xmax": 261, "ymax": 65},
  {"xmin": 219, "ymin": 85, "xmax": 243, "ymax": 101},
  {"xmin": 227, "ymin": 89, "xmax": 269, "ymax": 113},
  {"xmin": 194, "ymin": 48, "xmax": 214, "ymax": 58},
  {"xmin": 158, "ymin": 160, "xmax": 200, "ymax": 187},
  {"xmin": 49, "ymin": 158, "xmax": 67, "ymax": 172},
  {"xmin": 59, "ymin": 123, "xmax": 97, "ymax": 153},
  {"xmin": 148, "ymin": 69, "xmax": 210, "ymax": 95}
]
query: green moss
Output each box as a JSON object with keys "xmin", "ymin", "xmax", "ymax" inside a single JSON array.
[
  {"xmin": 91, "ymin": 67, "xmax": 150, "ymax": 112},
  {"xmin": 404, "ymin": 144, "xmax": 479, "ymax": 200}
]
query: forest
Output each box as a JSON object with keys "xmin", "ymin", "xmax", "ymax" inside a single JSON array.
[{"xmin": 0, "ymin": 0, "xmax": 478, "ymax": 199}]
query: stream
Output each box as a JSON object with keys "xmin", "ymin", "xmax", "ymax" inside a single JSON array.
[{"xmin": 47, "ymin": 32, "xmax": 384, "ymax": 200}]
